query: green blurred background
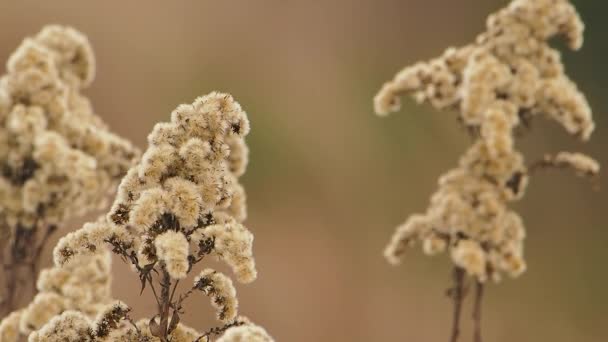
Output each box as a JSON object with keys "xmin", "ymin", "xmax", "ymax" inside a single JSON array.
[{"xmin": 0, "ymin": 0, "xmax": 606, "ymax": 341}]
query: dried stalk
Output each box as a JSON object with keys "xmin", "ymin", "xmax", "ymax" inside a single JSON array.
[
  {"xmin": 472, "ymin": 281, "xmax": 484, "ymax": 342},
  {"xmin": 1, "ymin": 224, "xmax": 57, "ymax": 318},
  {"xmin": 449, "ymin": 267, "xmax": 466, "ymax": 342}
]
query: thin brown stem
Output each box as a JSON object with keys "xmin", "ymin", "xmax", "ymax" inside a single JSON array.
[
  {"xmin": 125, "ymin": 313, "xmax": 142, "ymax": 337},
  {"xmin": 158, "ymin": 268, "xmax": 172, "ymax": 342},
  {"xmin": 1, "ymin": 225, "xmax": 36, "ymax": 317},
  {"xmin": 30, "ymin": 225, "xmax": 57, "ymax": 276},
  {"xmin": 473, "ymin": 281, "xmax": 484, "ymax": 342},
  {"xmin": 147, "ymin": 274, "xmax": 162, "ymax": 312},
  {"xmin": 169, "ymin": 279, "xmax": 180, "ymax": 304},
  {"xmin": 194, "ymin": 320, "xmax": 247, "ymax": 342},
  {"xmin": 449, "ymin": 267, "xmax": 466, "ymax": 342},
  {"xmin": 1, "ymin": 263, "xmax": 18, "ymax": 318},
  {"xmin": 1, "ymin": 222, "xmax": 57, "ymax": 318}
]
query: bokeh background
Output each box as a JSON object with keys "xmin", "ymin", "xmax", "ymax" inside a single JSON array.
[{"xmin": 0, "ymin": 0, "xmax": 606, "ymax": 341}]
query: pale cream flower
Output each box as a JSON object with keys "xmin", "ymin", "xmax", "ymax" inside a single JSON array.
[
  {"xmin": 154, "ymin": 230, "xmax": 190, "ymax": 279},
  {"xmin": 19, "ymin": 293, "xmax": 66, "ymax": 334},
  {"xmin": 194, "ymin": 269, "xmax": 239, "ymax": 322},
  {"xmin": 550, "ymin": 151, "xmax": 600, "ymax": 176},
  {"xmin": 191, "ymin": 220, "xmax": 257, "ymax": 283},
  {"xmin": 0, "ymin": 311, "xmax": 22, "ymax": 342},
  {"xmin": 27, "ymin": 311, "xmax": 93, "ymax": 342},
  {"xmin": 451, "ymin": 240, "xmax": 488, "ymax": 281},
  {"xmin": 217, "ymin": 324, "xmax": 275, "ymax": 342}
]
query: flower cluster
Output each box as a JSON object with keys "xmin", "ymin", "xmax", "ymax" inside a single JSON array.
[
  {"xmin": 376, "ymin": 0, "xmax": 598, "ymax": 283},
  {"xmin": 49, "ymin": 92, "xmax": 271, "ymax": 341},
  {"xmin": 194, "ymin": 269, "xmax": 239, "ymax": 322},
  {"xmin": 0, "ymin": 25, "xmax": 139, "ymax": 315},
  {"xmin": 216, "ymin": 323, "xmax": 274, "ymax": 342},
  {"xmin": 0, "ymin": 251, "xmax": 113, "ymax": 341},
  {"xmin": 24, "ymin": 309, "xmax": 271, "ymax": 342},
  {"xmin": 0, "ymin": 25, "xmax": 138, "ymax": 233},
  {"xmin": 26, "ymin": 302, "xmax": 132, "ymax": 342}
]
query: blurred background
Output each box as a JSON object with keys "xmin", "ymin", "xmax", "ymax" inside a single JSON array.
[{"xmin": 0, "ymin": 0, "xmax": 606, "ymax": 341}]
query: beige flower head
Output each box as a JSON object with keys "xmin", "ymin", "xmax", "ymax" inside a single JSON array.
[
  {"xmin": 217, "ymin": 323, "xmax": 275, "ymax": 342},
  {"xmin": 0, "ymin": 25, "xmax": 139, "ymax": 237},
  {"xmin": 54, "ymin": 93, "xmax": 256, "ymax": 281}
]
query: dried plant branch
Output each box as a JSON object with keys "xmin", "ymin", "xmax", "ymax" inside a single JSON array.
[
  {"xmin": 35, "ymin": 93, "xmax": 272, "ymax": 341},
  {"xmin": 449, "ymin": 267, "xmax": 466, "ymax": 342},
  {"xmin": 0, "ymin": 24, "xmax": 139, "ymax": 319},
  {"xmin": 376, "ymin": 0, "xmax": 598, "ymax": 339},
  {"xmin": 194, "ymin": 320, "xmax": 246, "ymax": 342},
  {"xmin": 472, "ymin": 281, "xmax": 484, "ymax": 342}
]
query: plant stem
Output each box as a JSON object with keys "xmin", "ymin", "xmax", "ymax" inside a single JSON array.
[
  {"xmin": 449, "ymin": 267, "xmax": 466, "ymax": 342},
  {"xmin": 473, "ymin": 281, "xmax": 484, "ymax": 342},
  {"xmin": 159, "ymin": 268, "xmax": 172, "ymax": 341},
  {"xmin": 1, "ymin": 225, "xmax": 41, "ymax": 317}
]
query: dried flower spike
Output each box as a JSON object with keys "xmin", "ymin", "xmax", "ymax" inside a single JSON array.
[
  {"xmin": 0, "ymin": 25, "xmax": 139, "ymax": 317},
  {"xmin": 375, "ymin": 0, "xmax": 598, "ymax": 340},
  {"xmin": 49, "ymin": 92, "xmax": 270, "ymax": 341}
]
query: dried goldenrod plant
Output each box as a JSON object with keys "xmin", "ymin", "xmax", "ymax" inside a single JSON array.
[
  {"xmin": 0, "ymin": 26, "xmax": 139, "ymax": 317},
  {"xmin": 40, "ymin": 92, "xmax": 273, "ymax": 341},
  {"xmin": 0, "ymin": 250, "xmax": 113, "ymax": 341},
  {"xmin": 374, "ymin": 0, "xmax": 598, "ymax": 341}
]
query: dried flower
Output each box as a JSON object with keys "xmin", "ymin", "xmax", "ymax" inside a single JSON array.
[
  {"xmin": 379, "ymin": 0, "xmax": 597, "ymax": 283},
  {"xmin": 22, "ymin": 301, "xmax": 133, "ymax": 342},
  {"xmin": 0, "ymin": 250, "xmax": 113, "ymax": 341},
  {"xmin": 0, "ymin": 25, "xmax": 139, "ymax": 316},
  {"xmin": 50, "ymin": 92, "xmax": 269, "ymax": 341},
  {"xmin": 27, "ymin": 311, "xmax": 93, "ymax": 342},
  {"xmin": 190, "ymin": 221, "xmax": 257, "ymax": 283},
  {"xmin": 92, "ymin": 302, "xmax": 131, "ymax": 338},
  {"xmin": 0, "ymin": 311, "xmax": 21, "ymax": 341},
  {"xmin": 194, "ymin": 269, "xmax": 238, "ymax": 322},
  {"xmin": 155, "ymin": 230, "xmax": 190, "ymax": 279},
  {"xmin": 216, "ymin": 323, "xmax": 275, "ymax": 342},
  {"xmin": 375, "ymin": 0, "xmax": 598, "ymax": 339}
]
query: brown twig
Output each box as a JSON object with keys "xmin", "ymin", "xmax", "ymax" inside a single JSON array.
[
  {"xmin": 147, "ymin": 274, "xmax": 162, "ymax": 312},
  {"xmin": 473, "ymin": 281, "xmax": 484, "ymax": 342},
  {"xmin": 194, "ymin": 320, "xmax": 247, "ymax": 342},
  {"xmin": 30, "ymin": 225, "xmax": 57, "ymax": 276},
  {"xmin": 1, "ymin": 224, "xmax": 40, "ymax": 317},
  {"xmin": 449, "ymin": 267, "xmax": 466, "ymax": 342},
  {"xmin": 158, "ymin": 269, "xmax": 172, "ymax": 341},
  {"xmin": 169, "ymin": 279, "xmax": 180, "ymax": 304}
]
